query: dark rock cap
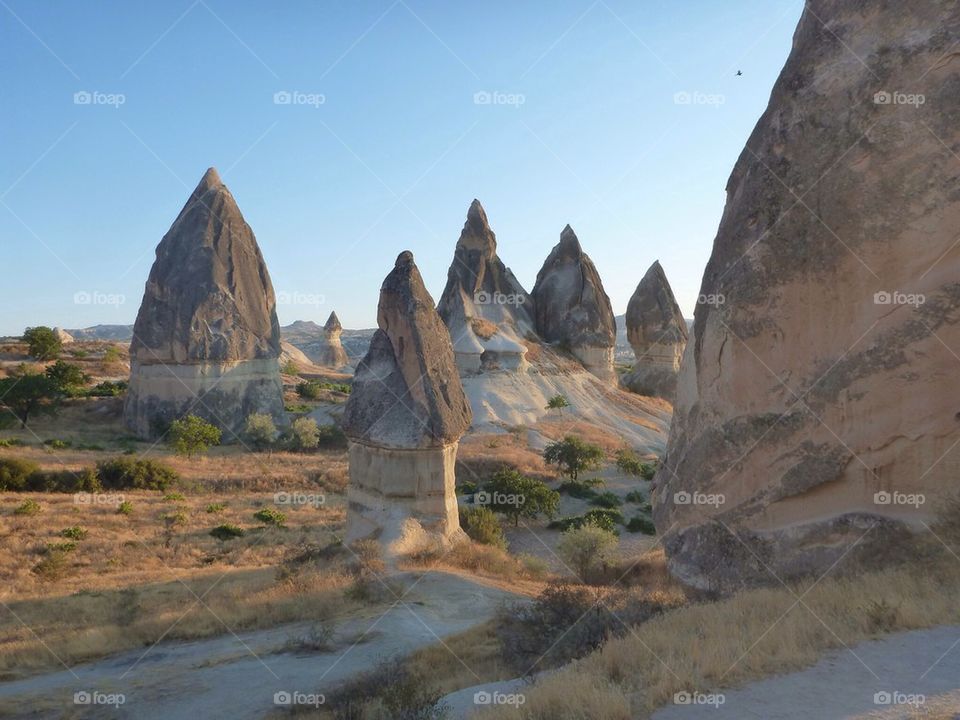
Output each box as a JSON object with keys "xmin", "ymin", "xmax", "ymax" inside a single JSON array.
[
  {"xmin": 324, "ymin": 311, "xmax": 342, "ymax": 334},
  {"xmin": 626, "ymin": 261, "xmax": 688, "ymax": 355}
]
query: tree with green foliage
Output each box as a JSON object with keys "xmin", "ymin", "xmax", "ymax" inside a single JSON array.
[
  {"xmin": 22, "ymin": 326, "xmax": 62, "ymax": 360},
  {"xmin": 243, "ymin": 413, "xmax": 278, "ymax": 451},
  {"xmin": 169, "ymin": 415, "xmax": 221, "ymax": 457},
  {"xmin": 545, "ymin": 394, "xmax": 570, "ymax": 417},
  {"xmin": 288, "ymin": 417, "xmax": 320, "ymax": 451},
  {"xmin": 44, "ymin": 360, "xmax": 90, "ymax": 395},
  {"xmin": 557, "ymin": 523, "xmax": 618, "ymax": 580},
  {"xmin": 459, "ymin": 506, "xmax": 507, "ymax": 549},
  {"xmin": 615, "ymin": 448, "xmax": 656, "ymax": 480},
  {"xmin": 481, "ymin": 469, "xmax": 560, "ymax": 527},
  {"xmin": 0, "ymin": 372, "xmax": 60, "ymax": 428},
  {"xmin": 543, "ymin": 436, "xmax": 605, "ymax": 481}
]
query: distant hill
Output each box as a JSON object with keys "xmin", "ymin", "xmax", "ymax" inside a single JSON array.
[{"xmin": 66, "ymin": 324, "xmax": 134, "ymax": 341}]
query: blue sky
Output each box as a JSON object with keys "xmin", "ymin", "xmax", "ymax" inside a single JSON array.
[{"xmin": 1, "ymin": 0, "xmax": 803, "ymax": 335}]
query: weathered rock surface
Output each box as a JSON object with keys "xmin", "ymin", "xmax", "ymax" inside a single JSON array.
[
  {"xmin": 437, "ymin": 200, "xmax": 534, "ymax": 374},
  {"xmin": 654, "ymin": 1, "xmax": 960, "ymax": 592},
  {"xmin": 124, "ymin": 167, "xmax": 284, "ymax": 439},
  {"xmin": 314, "ymin": 311, "xmax": 349, "ymax": 368},
  {"xmin": 621, "ymin": 261, "xmax": 688, "ymax": 400},
  {"xmin": 53, "ymin": 327, "xmax": 74, "ymax": 345},
  {"xmin": 343, "ymin": 251, "xmax": 472, "ymax": 554},
  {"xmin": 531, "ymin": 225, "xmax": 616, "ymax": 381}
]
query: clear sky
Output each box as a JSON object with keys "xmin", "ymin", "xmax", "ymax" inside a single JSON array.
[{"xmin": 1, "ymin": 0, "xmax": 803, "ymax": 335}]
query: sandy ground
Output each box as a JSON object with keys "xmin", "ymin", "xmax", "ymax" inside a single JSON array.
[
  {"xmin": 652, "ymin": 625, "xmax": 960, "ymax": 720},
  {"xmin": 0, "ymin": 571, "xmax": 525, "ymax": 720}
]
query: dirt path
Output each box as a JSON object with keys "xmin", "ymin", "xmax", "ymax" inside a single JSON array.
[
  {"xmin": 0, "ymin": 571, "xmax": 523, "ymax": 719},
  {"xmin": 651, "ymin": 625, "xmax": 960, "ymax": 720}
]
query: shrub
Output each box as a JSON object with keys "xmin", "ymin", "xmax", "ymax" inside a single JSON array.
[
  {"xmin": 0, "ymin": 373, "xmax": 60, "ymax": 428},
  {"xmin": 103, "ymin": 346, "xmax": 122, "ymax": 364},
  {"xmin": 206, "ymin": 502, "xmax": 226, "ymax": 514},
  {"xmin": 162, "ymin": 492, "xmax": 185, "ymax": 502},
  {"xmin": 243, "ymin": 413, "xmax": 278, "ymax": 451},
  {"xmin": 210, "ymin": 523, "xmax": 245, "ymax": 540},
  {"xmin": 0, "ymin": 439, "xmax": 26, "ymax": 448},
  {"xmin": 33, "ymin": 549, "xmax": 71, "ymax": 581},
  {"xmin": 117, "ymin": 501, "xmax": 134, "ymax": 516},
  {"xmin": 557, "ymin": 524, "xmax": 618, "ymax": 580},
  {"xmin": 327, "ymin": 658, "xmax": 448, "ymax": 720},
  {"xmin": 13, "ymin": 499, "xmax": 41, "ymax": 516},
  {"xmin": 459, "ymin": 506, "xmax": 507, "ymax": 549},
  {"xmin": 288, "ymin": 417, "xmax": 320, "ymax": 451},
  {"xmin": 624, "ymin": 489, "xmax": 646, "ymax": 504},
  {"xmin": 543, "ymin": 436, "xmax": 604, "ymax": 481},
  {"xmin": 558, "ymin": 478, "xmax": 603, "ymax": 500},
  {"xmin": 60, "ymin": 526, "xmax": 88, "ymax": 541},
  {"xmin": 162, "ymin": 510, "xmax": 188, "ymax": 527},
  {"xmin": 44, "ymin": 360, "xmax": 89, "ymax": 394},
  {"xmin": 317, "ymin": 423, "xmax": 348, "ymax": 449},
  {"xmin": 253, "ymin": 507, "xmax": 286, "ymax": 527},
  {"xmin": 481, "ymin": 469, "xmax": 560, "ymax": 526},
  {"xmin": 169, "ymin": 415, "xmax": 221, "ymax": 457},
  {"xmin": 285, "ymin": 621, "xmax": 335, "ymax": 652},
  {"xmin": 296, "ymin": 381, "xmax": 323, "ymax": 400},
  {"xmin": 85, "ymin": 380, "xmax": 127, "ymax": 397},
  {"xmin": 0, "ymin": 457, "xmax": 40, "ymax": 491},
  {"xmin": 546, "ymin": 394, "xmax": 570, "ymax": 416},
  {"xmin": 281, "ymin": 360, "xmax": 300, "ymax": 376},
  {"xmin": 25, "ymin": 468, "xmax": 100, "ymax": 493},
  {"xmin": 96, "ymin": 457, "xmax": 177, "ymax": 491},
  {"xmin": 590, "ymin": 491, "xmax": 622, "ymax": 509},
  {"xmin": 22, "ymin": 326, "xmax": 62, "ymax": 360},
  {"xmin": 626, "ymin": 515, "xmax": 656, "ymax": 534},
  {"xmin": 550, "ymin": 509, "xmax": 622, "ymax": 533}
]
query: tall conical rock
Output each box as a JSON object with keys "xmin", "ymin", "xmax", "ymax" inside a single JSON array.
[
  {"xmin": 315, "ymin": 311, "xmax": 349, "ymax": 368},
  {"xmin": 654, "ymin": 1, "xmax": 960, "ymax": 592},
  {"xmin": 437, "ymin": 200, "xmax": 534, "ymax": 374},
  {"xmin": 531, "ymin": 225, "xmax": 616, "ymax": 381},
  {"xmin": 622, "ymin": 261, "xmax": 688, "ymax": 400},
  {"xmin": 343, "ymin": 252, "xmax": 472, "ymax": 554},
  {"xmin": 124, "ymin": 167, "xmax": 284, "ymax": 439}
]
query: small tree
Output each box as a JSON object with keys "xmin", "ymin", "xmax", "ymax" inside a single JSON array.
[
  {"xmin": 0, "ymin": 373, "xmax": 60, "ymax": 428},
  {"xmin": 459, "ymin": 506, "xmax": 507, "ymax": 549},
  {"xmin": 482, "ymin": 469, "xmax": 560, "ymax": 527},
  {"xmin": 557, "ymin": 523, "xmax": 618, "ymax": 580},
  {"xmin": 243, "ymin": 413, "xmax": 278, "ymax": 452},
  {"xmin": 169, "ymin": 415, "xmax": 221, "ymax": 457},
  {"xmin": 45, "ymin": 360, "xmax": 89, "ymax": 395},
  {"xmin": 289, "ymin": 417, "xmax": 320, "ymax": 451},
  {"xmin": 546, "ymin": 394, "xmax": 569, "ymax": 417},
  {"xmin": 22, "ymin": 326, "xmax": 62, "ymax": 360},
  {"xmin": 544, "ymin": 436, "xmax": 605, "ymax": 481}
]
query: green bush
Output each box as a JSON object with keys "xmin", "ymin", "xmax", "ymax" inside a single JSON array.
[
  {"xmin": 43, "ymin": 439, "xmax": 71, "ymax": 450},
  {"xmin": 96, "ymin": 457, "xmax": 177, "ymax": 491},
  {"xmin": 253, "ymin": 507, "xmax": 286, "ymax": 527},
  {"xmin": 22, "ymin": 326, "xmax": 62, "ymax": 360},
  {"xmin": 317, "ymin": 423, "xmax": 348, "ymax": 449},
  {"xmin": 549, "ymin": 508, "xmax": 623, "ymax": 534},
  {"xmin": 459, "ymin": 506, "xmax": 507, "ymax": 549},
  {"xmin": 0, "ymin": 457, "xmax": 40, "ymax": 491},
  {"xmin": 624, "ymin": 490, "xmax": 646, "ymax": 504},
  {"xmin": 210, "ymin": 523, "xmax": 245, "ymax": 540},
  {"xmin": 296, "ymin": 381, "xmax": 323, "ymax": 400},
  {"xmin": 626, "ymin": 516, "xmax": 656, "ymax": 534},
  {"xmin": 287, "ymin": 417, "xmax": 320, "ymax": 451},
  {"xmin": 206, "ymin": 502, "xmax": 226, "ymax": 514},
  {"xmin": 557, "ymin": 524, "xmax": 618, "ymax": 580},
  {"xmin": 162, "ymin": 492, "xmax": 185, "ymax": 502},
  {"xmin": 13, "ymin": 499, "xmax": 41, "ymax": 516},
  {"xmin": 25, "ymin": 468, "xmax": 100, "ymax": 493},
  {"xmin": 61, "ymin": 526, "xmax": 88, "ymax": 540},
  {"xmin": 84, "ymin": 381, "xmax": 127, "ymax": 397},
  {"xmin": 590, "ymin": 491, "xmax": 622, "ymax": 509},
  {"xmin": 543, "ymin": 436, "xmax": 605, "ymax": 481},
  {"xmin": 482, "ymin": 469, "xmax": 560, "ymax": 526},
  {"xmin": 117, "ymin": 501, "xmax": 134, "ymax": 516},
  {"xmin": 0, "ymin": 439, "xmax": 27, "ymax": 448},
  {"xmin": 243, "ymin": 413, "xmax": 278, "ymax": 451},
  {"xmin": 169, "ymin": 415, "xmax": 221, "ymax": 457},
  {"xmin": 44, "ymin": 360, "xmax": 89, "ymax": 394},
  {"xmin": 558, "ymin": 478, "xmax": 603, "ymax": 500}
]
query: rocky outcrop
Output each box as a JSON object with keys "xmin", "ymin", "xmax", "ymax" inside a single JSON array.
[
  {"xmin": 124, "ymin": 167, "xmax": 284, "ymax": 440},
  {"xmin": 343, "ymin": 251, "xmax": 472, "ymax": 555},
  {"xmin": 531, "ymin": 225, "xmax": 616, "ymax": 381},
  {"xmin": 53, "ymin": 328, "xmax": 74, "ymax": 345},
  {"xmin": 437, "ymin": 200, "xmax": 534, "ymax": 374},
  {"xmin": 279, "ymin": 341, "xmax": 312, "ymax": 372},
  {"xmin": 621, "ymin": 261, "xmax": 688, "ymax": 400},
  {"xmin": 654, "ymin": 1, "xmax": 960, "ymax": 592},
  {"xmin": 314, "ymin": 311, "xmax": 349, "ymax": 368}
]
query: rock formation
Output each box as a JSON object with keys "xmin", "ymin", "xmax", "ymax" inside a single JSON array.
[
  {"xmin": 531, "ymin": 225, "xmax": 616, "ymax": 381},
  {"xmin": 621, "ymin": 261, "xmax": 688, "ymax": 400},
  {"xmin": 124, "ymin": 167, "xmax": 284, "ymax": 440},
  {"xmin": 437, "ymin": 200, "xmax": 534, "ymax": 374},
  {"xmin": 654, "ymin": 1, "xmax": 960, "ymax": 591},
  {"xmin": 279, "ymin": 341, "xmax": 312, "ymax": 373},
  {"xmin": 53, "ymin": 327, "xmax": 74, "ymax": 345},
  {"xmin": 315, "ymin": 311, "xmax": 349, "ymax": 368},
  {"xmin": 343, "ymin": 251, "xmax": 472, "ymax": 554}
]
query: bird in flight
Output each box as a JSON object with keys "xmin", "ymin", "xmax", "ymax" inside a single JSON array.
[{"xmin": 736, "ymin": 70, "xmax": 743, "ymax": 76}]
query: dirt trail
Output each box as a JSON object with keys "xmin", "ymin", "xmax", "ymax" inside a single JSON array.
[
  {"xmin": 0, "ymin": 571, "xmax": 523, "ymax": 719},
  {"xmin": 651, "ymin": 625, "xmax": 960, "ymax": 720}
]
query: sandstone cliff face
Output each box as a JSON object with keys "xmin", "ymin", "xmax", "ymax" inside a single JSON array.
[
  {"xmin": 437, "ymin": 200, "xmax": 534, "ymax": 374},
  {"xmin": 315, "ymin": 311, "xmax": 349, "ymax": 368},
  {"xmin": 622, "ymin": 261, "xmax": 688, "ymax": 400},
  {"xmin": 125, "ymin": 168, "xmax": 284, "ymax": 439},
  {"xmin": 654, "ymin": 1, "xmax": 960, "ymax": 591},
  {"xmin": 531, "ymin": 225, "xmax": 616, "ymax": 381},
  {"xmin": 343, "ymin": 251, "xmax": 472, "ymax": 553}
]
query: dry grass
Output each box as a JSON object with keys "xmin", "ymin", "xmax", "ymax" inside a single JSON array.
[
  {"xmin": 458, "ymin": 431, "xmax": 552, "ymax": 482},
  {"xmin": 479, "ymin": 538, "xmax": 960, "ymax": 719},
  {"xmin": 402, "ymin": 540, "xmax": 549, "ymax": 597},
  {"xmin": 536, "ymin": 420, "xmax": 630, "ymax": 455},
  {"xmin": 472, "ymin": 317, "xmax": 500, "ymax": 341}
]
